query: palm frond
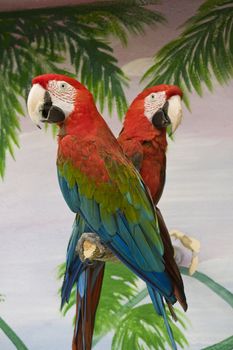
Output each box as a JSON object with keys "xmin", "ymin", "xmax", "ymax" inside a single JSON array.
[
  {"xmin": 111, "ymin": 304, "xmax": 188, "ymax": 350},
  {"xmin": 0, "ymin": 316, "xmax": 29, "ymax": 350},
  {"xmin": 143, "ymin": 0, "xmax": 233, "ymax": 107},
  {"xmin": 0, "ymin": 1, "xmax": 165, "ymax": 178},
  {"xmin": 0, "ymin": 78, "xmax": 21, "ymax": 178}
]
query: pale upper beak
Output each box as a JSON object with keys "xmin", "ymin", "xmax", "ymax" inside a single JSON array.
[
  {"xmin": 27, "ymin": 84, "xmax": 46, "ymax": 126},
  {"xmin": 167, "ymin": 95, "xmax": 183, "ymax": 133}
]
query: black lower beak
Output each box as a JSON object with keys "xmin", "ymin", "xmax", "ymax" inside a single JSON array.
[
  {"xmin": 41, "ymin": 91, "xmax": 65, "ymax": 123},
  {"xmin": 151, "ymin": 107, "xmax": 171, "ymax": 129},
  {"xmin": 45, "ymin": 106, "xmax": 65, "ymax": 123}
]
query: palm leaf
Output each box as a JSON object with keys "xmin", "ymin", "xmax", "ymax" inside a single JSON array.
[
  {"xmin": 143, "ymin": 0, "xmax": 233, "ymax": 106},
  {"xmin": 111, "ymin": 304, "xmax": 188, "ymax": 350},
  {"xmin": 0, "ymin": 1, "xmax": 165, "ymax": 178},
  {"xmin": 0, "ymin": 316, "xmax": 29, "ymax": 350},
  {"xmin": 202, "ymin": 335, "xmax": 233, "ymax": 350}
]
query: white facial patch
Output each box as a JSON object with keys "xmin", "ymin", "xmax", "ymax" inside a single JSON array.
[
  {"xmin": 47, "ymin": 80, "xmax": 76, "ymax": 117},
  {"xmin": 144, "ymin": 91, "xmax": 166, "ymax": 120},
  {"xmin": 167, "ymin": 95, "xmax": 183, "ymax": 133}
]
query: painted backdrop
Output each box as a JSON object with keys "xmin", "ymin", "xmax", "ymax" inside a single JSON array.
[{"xmin": 0, "ymin": 1, "xmax": 232, "ymax": 349}]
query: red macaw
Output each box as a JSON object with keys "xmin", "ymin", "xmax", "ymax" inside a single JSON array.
[
  {"xmin": 27, "ymin": 74, "xmax": 187, "ymax": 350},
  {"xmin": 118, "ymin": 85, "xmax": 185, "ymax": 306}
]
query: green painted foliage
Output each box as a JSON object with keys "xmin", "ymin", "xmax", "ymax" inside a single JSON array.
[
  {"xmin": 0, "ymin": 317, "xmax": 29, "ymax": 350},
  {"xmin": 112, "ymin": 304, "xmax": 188, "ymax": 350},
  {"xmin": 143, "ymin": 0, "xmax": 233, "ymax": 108},
  {"xmin": 202, "ymin": 335, "xmax": 233, "ymax": 350}
]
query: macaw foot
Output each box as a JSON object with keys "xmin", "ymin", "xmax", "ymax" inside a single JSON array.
[
  {"xmin": 76, "ymin": 232, "xmax": 118, "ymax": 263},
  {"xmin": 169, "ymin": 229, "xmax": 201, "ymax": 275}
]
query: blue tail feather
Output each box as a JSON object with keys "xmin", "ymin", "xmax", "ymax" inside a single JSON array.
[{"xmin": 148, "ymin": 285, "xmax": 177, "ymax": 350}]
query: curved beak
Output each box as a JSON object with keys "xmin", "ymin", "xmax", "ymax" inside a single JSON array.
[
  {"xmin": 27, "ymin": 84, "xmax": 65, "ymax": 127},
  {"xmin": 167, "ymin": 95, "xmax": 183, "ymax": 134},
  {"xmin": 151, "ymin": 95, "xmax": 183, "ymax": 133}
]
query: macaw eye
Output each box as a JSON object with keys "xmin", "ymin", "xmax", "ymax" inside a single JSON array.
[
  {"xmin": 150, "ymin": 94, "xmax": 156, "ymax": 100},
  {"xmin": 58, "ymin": 81, "xmax": 68, "ymax": 91}
]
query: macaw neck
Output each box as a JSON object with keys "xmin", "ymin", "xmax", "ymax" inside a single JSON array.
[
  {"xmin": 59, "ymin": 100, "xmax": 103, "ymax": 138},
  {"xmin": 152, "ymin": 128, "xmax": 168, "ymax": 153},
  {"xmin": 121, "ymin": 109, "xmax": 167, "ymax": 150}
]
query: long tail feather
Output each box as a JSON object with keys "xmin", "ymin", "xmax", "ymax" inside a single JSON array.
[
  {"xmin": 72, "ymin": 262, "xmax": 105, "ymax": 350},
  {"xmin": 148, "ymin": 285, "xmax": 177, "ymax": 350},
  {"xmin": 61, "ymin": 214, "xmax": 88, "ymax": 307},
  {"xmin": 61, "ymin": 258, "xmax": 84, "ymax": 308}
]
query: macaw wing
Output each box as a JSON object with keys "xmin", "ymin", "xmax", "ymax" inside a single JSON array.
[{"xmin": 57, "ymin": 137, "xmax": 173, "ymax": 299}]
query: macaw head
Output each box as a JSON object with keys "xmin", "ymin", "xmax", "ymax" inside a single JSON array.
[
  {"xmin": 128, "ymin": 84, "xmax": 183, "ymax": 134},
  {"xmin": 27, "ymin": 74, "xmax": 92, "ymax": 127}
]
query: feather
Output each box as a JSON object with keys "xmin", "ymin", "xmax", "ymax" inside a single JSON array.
[
  {"xmin": 147, "ymin": 286, "xmax": 177, "ymax": 350},
  {"xmin": 58, "ymin": 171, "xmax": 80, "ymax": 213},
  {"xmin": 61, "ymin": 215, "xmax": 85, "ymax": 306}
]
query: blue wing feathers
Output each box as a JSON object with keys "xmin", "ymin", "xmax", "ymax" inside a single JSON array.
[{"xmin": 106, "ymin": 241, "xmax": 174, "ymax": 299}]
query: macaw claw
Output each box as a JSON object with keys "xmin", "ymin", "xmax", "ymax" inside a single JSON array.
[
  {"xmin": 169, "ymin": 229, "xmax": 201, "ymax": 275},
  {"xmin": 76, "ymin": 232, "xmax": 117, "ymax": 262}
]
